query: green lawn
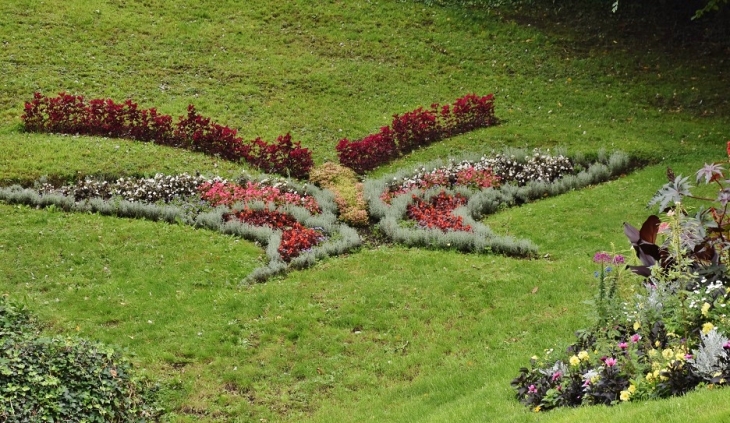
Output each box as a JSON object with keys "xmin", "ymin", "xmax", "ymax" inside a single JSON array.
[{"xmin": 1, "ymin": 0, "xmax": 729, "ymax": 421}]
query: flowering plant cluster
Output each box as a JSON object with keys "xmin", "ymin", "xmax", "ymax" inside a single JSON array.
[
  {"xmin": 381, "ymin": 149, "xmax": 573, "ymax": 204},
  {"xmin": 223, "ymin": 209, "xmax": 324, "ymax": 262},
  {"xmin": 39, "ymin": 173, "xmax": 208, "ymax": 203},
  {"xmin": 406, "ymin": 191, "xmax": 472, "ymax": 232},
  {"xmin": 22, "ymin": 93, "xmax": 313, "ymax": 179},
  {"xmin": 198, "ymin": 179, "xmax": 320, "ymax": 214},
  {"xmin": 336, "ymin": 93, "xmax": 497, "ymax": 174},
  {"xmin": 365, "ymin": 149, "xmax": 630, "ymax": 258},
  {"xmin": 479, "ymin": 149, "xmax": 574, "ymax": 186},
  {"xmin": 242, "ymin": 133, "xmax": 314, "ymax": 180},
  {"xmin": 381, "ymin": 164, "xmax": 500, "ymax": 204},
  {"xmin": 512, "ymin": 145, "xmax": 730, "ymax": 412}
]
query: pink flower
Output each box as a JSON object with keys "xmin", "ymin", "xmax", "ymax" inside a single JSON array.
[
  {"xmin": 618, "ymin": 342, "xmax": 628, "ymax": 350},
  {"xmin": 593, "ymin": 252, "xmax": 612, "ymax": 263},
  {"xmin": 551, "ymin": 371, "xmax": 562, "ymax": 382},
  {"xmin": 604, "ymin": 357, "xmax": 617, "ymax": 367},
  {"xmin": 528, "ymin": 384, "xmax": 538, "ymax": 394},
  {"xmin": 630, "ymin": 334, "xmax": 641, "ymax": 343}
]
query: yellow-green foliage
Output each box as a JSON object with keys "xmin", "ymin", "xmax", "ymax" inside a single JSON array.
[{"xmin": 309, "ymin": 162, "xmax": 369, "ymax": 227}]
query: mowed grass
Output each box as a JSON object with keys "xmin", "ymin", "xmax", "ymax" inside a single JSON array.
[{"xmin": 0, "ymin": 0, "xmax": 729, "ymax": 421}]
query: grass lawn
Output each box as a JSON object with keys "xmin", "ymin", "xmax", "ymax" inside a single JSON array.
[{"xmin": 1, "ymin": 0, "xmax": 728, "ymax": 421}]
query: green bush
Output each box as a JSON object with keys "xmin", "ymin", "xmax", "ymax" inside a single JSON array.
[{"xmin": 0, "ymin": 296, "xmax": 162, "ymax": 422}]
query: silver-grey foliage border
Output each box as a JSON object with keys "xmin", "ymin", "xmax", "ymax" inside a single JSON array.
[
  {"xmin": 364, "ymin": 149, "xmax": 631, "ymax": 256},
  {"xmin": 0, "ymin": 176, "xmax": 361, "ymax": 283}
]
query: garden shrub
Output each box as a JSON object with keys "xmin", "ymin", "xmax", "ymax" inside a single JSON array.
[
  {"xmin": 336, "ymin": 93, "xmax": 497, "ymax": 173},
  {"xmin": 22, "ymin": 93, "xmax": 313, "ymax": 179},
  {"xmin": 0, "ymin": 295, "xmax": 161, "ymax": 421},
  {"xmin": 512, "ymin": 145, "xmax": 730, "ymax": 411},
  {"xmin": 309, "ymin": 162, "xmax": 370, "ymax": 227}
]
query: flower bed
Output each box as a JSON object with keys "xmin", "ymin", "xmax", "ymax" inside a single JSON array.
[
  {"xmin": 22, "ymin": 93, "xmax": 313, "ymax": 179},
  {"xmin": 1, "ymin": 172, "xmax": 359, "ymax": 283},
  {"xmin": 511, "ymin": 146, "xmax": 730, "ymax": 411},
  {"xmin": 381, "ymin": 164, "xmax": 500, "ymax": 204},
  {"xmin": 223, "ymin": 209, "xmax": 325, "ymax": 262},
  {"xmin": 366, "ymin": 149, "xmax": 630, "ymax": 257},
  {"xmin": 406, "ymin": 191, "xmax": 472, "ymax": 232},
  {"xmin": 198, "ymin": 179, "xmax": 320, "ymax": 214},
  {"xmin": 336, "ymin": 94, "xmax": 497, "ymax": 174}
]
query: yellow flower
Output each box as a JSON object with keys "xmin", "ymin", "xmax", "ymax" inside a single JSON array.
[
  {"xmin": 628, "ymin": 384, "xmax": 636, "ymax": 394},
  {"xmin": 531, "ymin": 355, "xmax": 538, "ymax": 361},
  {"xmin": 676, "ymin": 351, "xmax": 686, "ymax": 361},
  {"xmin": 655, "ymin": 340, "xmax": 661, "ymax": 348},
  {"xmin": 569, "ymin": 355, "xmax": 581, "ymax": 367},
  {"xmin": 533, "ymin": 406, "xmax": 541, "ymax": 413},
  {"xmin": 646, "ymin": 372, "xmax": 654, "ymax": 383},
  {"xmin": 633, "ymin": 321, "xmax": 641, "ymax": 331},
  {"xmin": 578, "ymin": 350, "xmax": 590, "ymax": 361},
  {"xmin": 702, "ymin": 322, "xmax": 715, "ymax": 335},
  {"xmin": 662, "ymin": 348, "xmax": 674, "ymax": 360},
  {"xmin": 702, "ymin": 302, "xmax": 711, "ymax": 317},
  {"xmin": 648, "ymin": 349, "xmax": 658, "ymax": 358},
  {"xmin": 620, "ymin": 390, "xmax": 631, "ymax": 401},
  {"xmin": 652, "ymin": 362, "xmax": 661, "ymax": 371}
]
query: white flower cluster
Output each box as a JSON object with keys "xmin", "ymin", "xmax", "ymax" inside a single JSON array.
[
  {"xmin": 688, "ymin": 278, "xmax": 726, "ymax": 309},
  {"xmin": 40, "ymin": 173, "xmax": 208, "ymax": 203},
  {"xmin": 480, "ymin": 150, "xmax": 574, "ymax": 186},
  {"xmin": 387, "ymin": 150, "xmax": 574, "ymax": 193}
]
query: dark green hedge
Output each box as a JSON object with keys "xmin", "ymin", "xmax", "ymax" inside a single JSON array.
[{"xmin": 0, "ymin": 296, "xmax": 162, "ymax": 422}]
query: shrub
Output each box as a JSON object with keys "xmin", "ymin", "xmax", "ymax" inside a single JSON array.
[
  {"xmin": 0, "ymin": 295, "xmax": 162, "ymax": 421},
  {"xmin": 336, "ymin": 93, "xmax": 497, "ymax": 173}
]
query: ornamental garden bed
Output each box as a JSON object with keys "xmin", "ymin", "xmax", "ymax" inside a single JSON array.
[{"xmin": 511, "ymin": 147, "xmax": 730, "ymax": 411}]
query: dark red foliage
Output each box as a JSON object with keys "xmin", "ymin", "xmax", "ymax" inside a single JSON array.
[
  {"xmin": 406, "ymin": 191, "xmax": 472, "ymax": 232},
  {"xmin": 242, "ymin": 133, "xmax": 314, "ymax": 180},
  {"xmin": 173, "ymin": 105, "xmax": 247, "ymax": 161},
  {"xmin": 223, "ymin": 208, "xmax": 323, "ymax": 262},
  {"xmin": 336, "ymin": 93, "xmax": 497, "ymax": 174},
  {"xmin": 335, "ymin": 127, "xmax": 398, "ymax": 174},
  {"xmin": 22, "ymin": 93, "xmax": 313, "ymax": 179},
  {"xmin": 391, "ymin": 106, "xmax": 441, "ymax": 154}
]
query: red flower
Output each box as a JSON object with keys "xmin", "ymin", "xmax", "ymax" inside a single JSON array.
[{"xmin": 406, "ymin": 191, "xmax": 472, "ymax": 233}]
